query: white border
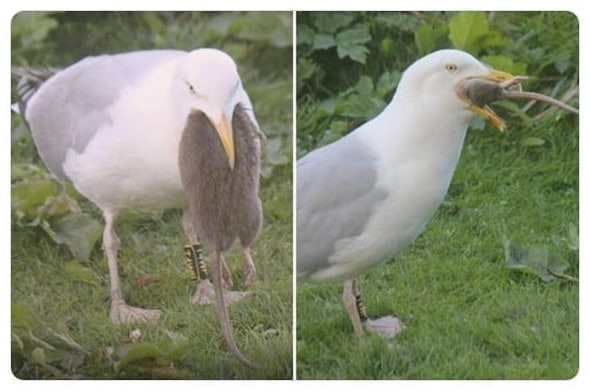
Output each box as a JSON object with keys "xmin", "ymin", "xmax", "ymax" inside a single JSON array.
[{"xmin": 4, "ymin": 1, "xmax": 587, "ymax": 389}]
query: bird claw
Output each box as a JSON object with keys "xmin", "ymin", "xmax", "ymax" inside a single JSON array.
[
  {"xmin": 363, "ymin": 316, "xmax": 404, "ymax": 339},
  {"xmin": 110, "ymin": 300, "xmax": 161, "ymax": 325},
  {"xmin": 190, "ymin": 279, "xmax": 251, "ymax": 305}
]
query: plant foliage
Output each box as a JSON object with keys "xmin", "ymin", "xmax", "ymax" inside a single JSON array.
[{"xmin": 296, "ymin": 11, "xmax": 578, "ymax": 156}]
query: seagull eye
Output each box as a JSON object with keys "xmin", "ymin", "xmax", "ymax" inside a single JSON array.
[
  {"xmin": 445, "ymin": 63, "xmax": 458, "ymax": 73},
  {"xmin": 186, "ymin": 82, "xmax": 196, "ymax": 94}
]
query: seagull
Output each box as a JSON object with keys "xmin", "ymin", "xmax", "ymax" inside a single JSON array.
[
  {"xmin": 13, "ymin": 48, "xmax": 263, "ymax": 325},
  {"xmin": 297, "ymin": 49, "xmax": 516, "ymax": 338}
]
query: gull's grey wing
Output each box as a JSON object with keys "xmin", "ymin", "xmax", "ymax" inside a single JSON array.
[
  {"xmin": 21, "ymin": 50, "xmax": 185, "ymax": 179},
  {"xmin": 296, "ymin": 135, "xmax": 389, "ymax": 278}
]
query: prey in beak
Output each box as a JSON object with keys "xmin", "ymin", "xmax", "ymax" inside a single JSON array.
[{"xmin": 456, "ymin": 69, "xmax": 524, "ymax": 131}]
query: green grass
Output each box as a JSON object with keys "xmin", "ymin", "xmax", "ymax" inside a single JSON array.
[
  {"xmin": 296, "ymin": 117, "xmax": 578, "ymax": 379},
  {"xmin": 12, "ymin": 165, "xmax": 293, "ymax": 379},
  {"xmin": 295, "ymin": 11, "xmax": 578, "ymax": 380},
  {"xmin": 11, "ymin": 11, "xmax": 293, "ymax": 379},
  {"xmin": 12, "ymin": 170, "xmax": 293, "ymax": 379}
]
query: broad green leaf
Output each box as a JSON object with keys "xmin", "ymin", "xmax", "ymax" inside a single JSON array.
[
  {"xmin": 521, "ymin": 137, "xmax": 546, "ymax": 147},
  {"xmin": 481, "ymin": 30, "xmax": 508, "ymax": 49},
  {"xmin": 567, "ymin": 223, "xmax": 579, "ymax": 251},
  {"xmin": 415, "ymin": 24, "xmax": 435, "ymax": 56},
  {"xmin": 481, "ymin": 55, "xmax": 528, "ymax": 76},
  {"xmin": 375, "ymin": 13, "xmax": 421, "ymax": 32},
  {"xmin": 329, "ymin": 120, "xmax": 350, "ymax": 136},
  {"xmin": 317, "ymin": 99, "xmax": 336, "ymax": 117},
  {"xmin": 296, "ymin": 24, "xmax": 315, "ymax": 46},
  {"xmin": 505, "ymin": 241, "xmax": 553, "ymax": 281},
  {"xmin": 11, "ymin": 163, "xmax": 47, "ymax": 182},
  {"xmin": 50, "ymin": 214, "xmax": 103, "ymax": 260},
  {"xmin": 337, "ymin": 43, "xmax": 369, "ymax": 63},
  {"xmin": 12, "ymin": 179, "xmax": 60, "ymax": 218},
  {"xmin": 379, "ymin": 37, "xmax": 395, "ymax": 57},
  {"xmin": 297, "ymin": 58, "xmax": 319, "ymax": 91},
  {"xmin": 312, "ymin": 12, "xmax": 354, "ymax": 34},
  {"xmin": 12, "ymin": 12, "xmax": 58, "ymax": 48},
  {"xmin": 469, "ymin": 116, "xmax": 487, "ymax": 130},
  {"xmin": 31, "ymin": 347, "xmax": 48, "ymax": 366},
  {"xmin": 313, "ymin": 34, "xmax": 336, "ymax": 50},
  {"xmin": 505, "ymin": 240, "xmax": 575, "ymax": 282},
  {"xmin": 376, "ymin": 71, "xmax": 401, "ymax": 99},
  {"xmin": 335, "ymin": 25, "xmax": 371, "ymax": 64},
  {"xmin": 355, "ymin": 75, "xmax": 374, "ymax": 97},
  {"xmin": 448, "ymin": 11, "xmax": 489, "ymax": 54},
  {"xmin": 115, "ymin": 342, "xmax": 162, "ymax": 373},
  {"xmin": 318, "ymin": 130, "xmax": 343, "ymax": 147},
  {"xmin": 481, "ymin": 55, "xmax": 515, "ymax": 73},
  {"xmin": 264, "ymin": 138, "xmax": 289, "ymax": 167},
  {"xmin": 39, "ymin": 194, "xmax": 81, "ymax": 221}
]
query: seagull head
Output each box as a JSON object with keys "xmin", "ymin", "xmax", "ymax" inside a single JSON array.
[
  {"xmin": 174, "ymin": 48, "xmax": 246, "ymax": 169},
  {"xmin": 397, "ymin": 49, "xmax": 517, "ymax": 131}
]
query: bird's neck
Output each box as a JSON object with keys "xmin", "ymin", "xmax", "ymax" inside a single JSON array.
[{"xmin": 359, "ymin": 97, "xmax": 472, "ymax": 176}]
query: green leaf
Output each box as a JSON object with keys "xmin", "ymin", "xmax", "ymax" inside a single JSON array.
[
  {"xmin": 335, "ymin": 25, "xmax": 371, "ymax": 63},
  {"xmin": 31, "ymin": 347, "xmax": 48, "ymax": 366},
  {"xmin": 264, "ymin": 138, "xmax": 289, "ymax": 167},
  {"xmin": 566, "ymin": 223, "xmax": 579, "ymax": 251},
  {"xmin": 481, "ymin": 55, "xmax": 528, "ymax": 76},
  {"xmin": 505, "ymin": 240, "xmax": 576, "ymax": 282},
  {"xmin": 296, "ymin": 23, "xmax": 315, "ymax": 46},
  {"xmin": 12, "ymin": 12, "xmax": 58, "ymax": 49},
  {"xmin": 448, "ymin": 11, "xmax": 489, "ymax": 54},
  {"xmin": 329, "ymin": 120, "xmax": 350, "ymax": 136},
  {"xmin": 379, "ymin": 37, "xmax": 395, "ymax": 57},
  {"xmin": 375, "ymin": 13, "xmax": 421, "ymax": 32},
  {"xmin": 415, "ymin": 24, "xmax": 435, "ymax": 56},
  {"xmin": 12, "ymin": 179, "xmax": 61, "ymax": 219},
  {"xmin": 115, "ymin": 343, "xmax": 162, "ymax": 373},
  {"xmin": 313, "ymin": 34, "xmax": 336, "ymax": 50},
  {"xmin": 505, "ymin": 241, "xmax": 552, "ymax": 281},
  {"xmin": 376, "ymin": 71, "xmax": 401, "ymax": 99},
  {"xmin": 297, "ymin": 58, "xmax": 319, "ymax": 91},
  {"xmin": 481, "ymin": 55, "xmax": 515, "ymax": 73},
  {"xmin": 49, "ymin": 214, "xmax": 103, "ymax": 260},
  {"xmin": 317, "ymin": 99, "xmax": 337, "ymax": 117},
  {"xmin": 312, "ymin": 12, "xmax": 354, "ymax": 34},
  {"xmin": 355, "ymin": 75, "xmax": 374, "ymax": 97},
  {"xmin": 521, "ymin": 137, "xmax": 546, "ymax": 148},
  {"xmin": 481, "ymin": 30, "xmax": 507, "ymax": 49},
  {"xmin": 40, "ymin": 194, "xmax": 82, "ymax": 221},
  {"xmin": 11, "ymin": 163, "xmax": 47, "ymax": 183}
]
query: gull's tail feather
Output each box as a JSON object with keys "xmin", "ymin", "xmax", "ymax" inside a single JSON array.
[{"xmin": 11, "ymin": 67, "xmax": 59, "ymax": 116}]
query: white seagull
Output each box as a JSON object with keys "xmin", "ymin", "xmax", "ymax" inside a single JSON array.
[
  {"xmin": 297, "ymin": 49, "xmax": 516, "ymax": 338},
  {"xmin": 14, "ymin": 48, "xmax": 263, "ymax": 325}
]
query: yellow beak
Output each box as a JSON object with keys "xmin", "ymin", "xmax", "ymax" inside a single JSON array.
[
  {"xmin": 214, "ymin": 113, "xmax": 235, "ymax": 170},
  {"xmin": 459, "ymin": 69, "xmax": 517, "ymax": 132}
]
